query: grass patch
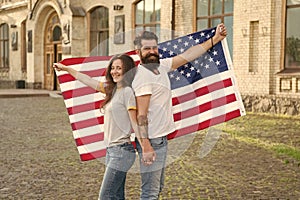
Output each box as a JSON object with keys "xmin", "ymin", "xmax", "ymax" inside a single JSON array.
[
  {"xmin": 225, "ymin": 133, "xmax": 300, "ymax": 162},
  {"xmin": 271, "ymin": 144, "xmax": 300, "ymax": 162},
  {"xmin": 220, "ymin": 112, "xmax": 300, "ymax": 162}
]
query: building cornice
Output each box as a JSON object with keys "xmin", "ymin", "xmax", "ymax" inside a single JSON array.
[
  {"xmin": 29, "ymin": 0, "xmax": 63, "ymax": 20},
  {"xmin": 0, "ymin": 1, "xmax": 28, "ymax": 11}
]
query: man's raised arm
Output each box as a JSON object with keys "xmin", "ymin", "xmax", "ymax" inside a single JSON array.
[{"xmin": 171, "ymin": 23, "xmax": 227, "ymax": 71}]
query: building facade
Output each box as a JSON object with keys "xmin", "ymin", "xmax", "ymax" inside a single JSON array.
[{"xmin": 0, "ymin": 0, "xmax": 299, "ymax": 115}]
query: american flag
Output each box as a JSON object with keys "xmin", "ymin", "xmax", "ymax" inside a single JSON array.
[{"xmin": 56, "ymin": 27, "xmax": 246, "ymax": 161}]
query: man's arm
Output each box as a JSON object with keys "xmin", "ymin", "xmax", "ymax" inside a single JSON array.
[
  {"xmin": 171, "ymin": 23, "xmax": 227, "ymax": 70},
  {"xmin": 128, "ymin": 108, "xmax": 155, "ymax": 165},
  {"xmin": 135, "ymin": 95, "xmax": 156, "ymax": 165}
]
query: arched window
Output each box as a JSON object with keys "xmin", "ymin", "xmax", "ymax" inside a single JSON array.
[
  {"xmin": 134, "ymin": 0, "xmax": 161, "ymax": 38},
  {"xmin": 0, "ymin": 23, "xmax": 9, "ymax": 68},
  {"xmin": 53, "ymin": 26, "xmax": 62, "ymax": 42},
  {"xmin": 89, "ymin": 6, "xmax": 109, "ymax": 56},
  {"xmin": 196, "ymin": 0, "xmax": 233, "ymax": 56},
  {"xmin": 21, "ymin": 20, "xmax": 27, "ymax": 72},
  {"xmin": 285, "ymin": 0, "xmax": 300, "ymax": 69}
]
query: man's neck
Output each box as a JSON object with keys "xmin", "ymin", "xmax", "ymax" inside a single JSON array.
[{"xmin": 141, "ymin": 63, "xmax": 160, "ymax": 75}]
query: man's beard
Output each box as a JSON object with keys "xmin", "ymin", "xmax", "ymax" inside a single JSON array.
[{"xmin": 140, "ymin": 53, "xmax": 160, "ymax": 70}]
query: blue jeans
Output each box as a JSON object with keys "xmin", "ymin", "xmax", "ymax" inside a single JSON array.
[
  {"xmin": 98, "ymin": 142, "xmax": 136, "ymax": 200},
  {"xmin": 135, "ymin": 136, "xmax": 168, "ymax": 200}
]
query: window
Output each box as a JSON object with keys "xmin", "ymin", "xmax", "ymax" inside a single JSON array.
[
  {"xmin": 0, "ymin": 23, "xmax": 9, "ymax": 68},
  {"xmin": 53, "ymin": 26, "xmax": 62, "ymax": 42},
  {"xmin": 134, "ymin": 0, "xmax": 161, "ymax": 38},
  {"xmin": 285, "ymin": 0, "xmax": 300, "ymax": 69},
  {"xmin": 21, "ymin": 20, "xmax": 27, "ymax": 72},
  {"xmin": 89, "ymin": 6, "xmax": 109, "ymax": 56},
  {"xmin": 249, "ymin": 21, "xmax": 259, "ymax": 73},
  {"xmin": 196, "ymin": 0, "xmax": 233, "ymax": 56}
]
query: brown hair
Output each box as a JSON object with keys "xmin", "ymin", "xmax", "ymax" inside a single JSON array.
[
  {"xmin": 101, "ymin": 54, "xmax": 136, "ymax": 108},
  {"xmin": 134, "ymin": 31, "xmax": 158, "ymax": 49}
]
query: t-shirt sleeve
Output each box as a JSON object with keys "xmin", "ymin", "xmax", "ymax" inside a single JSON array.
[
  {"xmin": 124, "ymin": 87, "xmax": 136, "ymax": 110},
  {"xmin": 98, "ymin": 82, "xmax": 106, "ymax": 93},
  {"xmin": 159, "ymin": 57, "xmax": 173, "ymax": 72},
  {"xmin": 133, "ymin": 84, "xmax": 152, "ymax": 97},
  {"xmin": 132, "ymin": 67, "xmax": 153, "ymax": 97}
]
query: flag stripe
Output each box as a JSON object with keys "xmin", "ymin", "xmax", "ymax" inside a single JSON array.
[
  {"xmin": 168, "ymin": 109, "xmax": 241, "ymax": 140},
  {"xmin": 170, "ymin": 70, "xmax": 236, "ymax": 98},
  {"xmin": 60, "ymin": 56, "xmax": 112, "ymax": 66},
  {"xmin": 172, "ymin": 85, "xmax": 237, "ymax": 114},
  {"xmin": 80, "ymin": 149, "xmax": 107, "ymax": 161},
  {"xmin": 172, "ymin": 78, "xmax": 232, "ymax": 106},
  {"xmin": 174, "ymin": 101, "xmax": 242, "ymax": 130},
  {"xmin": 67, "ymin": 101, "xmax": 103, "ymax": 115},
  {"xmin": 64, "ymin": 92, "xmax": 104, "ymax": 108},
  {"xmin": 173, "ymin": 94, "xmax": 236, "ymax": 121},
  {"xmin": 59, "ymin": 52, "xmax": 137, "ymax": 67},
  {"xmin": 73, "ymin": 124, "xmax": 104, "ymax": 139},
  {"xmin": 59, "ymin": 77, "xmax": 105, "ymax": 96},
  {"xmin": 62, "ymin": 86, "xmax": 98, "ymax": 100},
  {"xmin": 69, "ymin": 109, "xmax": 102, "ymax": 124},
  {"xmin": 71, "ymin": 116, "xmax": 104, "ymax": 130},
  {"xmin": 58, "ymin": 69, "xmax": 106, "ymax": 84},
  {"xmin": 75, "ymin": 132, "xmax": 104, "ymax": 146},
  {"xmin": 77, "ymin": 140, "xmax": 106, "ymax": 154}
]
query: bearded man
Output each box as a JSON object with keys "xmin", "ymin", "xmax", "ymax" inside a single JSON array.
[{"xmin": 132, "ymin": 23, "xmax": 227, "ymax": 200}]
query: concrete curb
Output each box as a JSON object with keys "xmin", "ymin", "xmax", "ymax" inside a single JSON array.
[{"xmin": 0, "ymin": 89, "xmax": 62, "ymax": 98}]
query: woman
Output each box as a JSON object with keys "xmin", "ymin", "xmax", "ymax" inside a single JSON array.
[{"xmin": 53, "ymin": 54, "xmax": 138, "ymax": 200}]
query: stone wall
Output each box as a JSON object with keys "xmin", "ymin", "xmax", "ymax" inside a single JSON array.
[
  {"xmin": 242, "ymin": 94, "xmax": 300, "ymax": 116},
  {"xmin": 0, "ymin": 80, "xmax": 15, "ymax": 89}
]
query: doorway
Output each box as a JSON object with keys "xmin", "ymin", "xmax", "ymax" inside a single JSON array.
[{"xmin": 44, "ymin": 13, "xmax": 62, "ymax": 90}]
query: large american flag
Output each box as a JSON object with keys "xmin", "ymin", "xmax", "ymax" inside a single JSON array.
[{"xmin": 56, "ymin": 27, "xmax": 246, "ymax": 161}]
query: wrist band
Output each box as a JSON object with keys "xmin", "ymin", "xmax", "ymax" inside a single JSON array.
[{"xmin": 211, "ymin": 37, "xmax": 213, "ymax": 47}]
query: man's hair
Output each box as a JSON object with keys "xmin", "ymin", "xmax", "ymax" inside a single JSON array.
[{"xmin": 134, "ymin": 31, "xmax": 158, "ymax": 49}]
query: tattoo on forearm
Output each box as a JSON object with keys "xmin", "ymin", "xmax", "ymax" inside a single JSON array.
[
  {"xmin": 137, "ymin": 115, "xmax": 148, "ymax": 126},
  {"xmin": 137, "ymin": 115, "xmax": 149, "ymax": 138}
]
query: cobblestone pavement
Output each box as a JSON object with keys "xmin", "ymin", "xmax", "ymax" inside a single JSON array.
[{"xmin": 0, "ymin": 96, "xmax": 299, "ymax": 200}]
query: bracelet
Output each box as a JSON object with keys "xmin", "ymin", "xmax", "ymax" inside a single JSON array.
[{"xmin": 210, "ymin": 37, "xmax": 213, "ymax": 47}]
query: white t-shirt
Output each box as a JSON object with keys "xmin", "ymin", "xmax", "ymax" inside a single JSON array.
[
  {"xmin": 132, "ymin": 58, "xmax": 176, "ymax": 139},
  {"xmin": 103, "ymin": 87, "xmax": 136, "ymax": 147}
]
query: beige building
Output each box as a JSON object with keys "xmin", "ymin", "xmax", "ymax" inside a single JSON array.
[{"xmin": 0, "ymin": 0, "xmax": 299, "ymax": 115}]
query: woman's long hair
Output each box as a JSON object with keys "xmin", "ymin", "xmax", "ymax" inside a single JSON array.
[{"xmin": 100, "ymin": 54, "xmax": 136, "ymax": 109}]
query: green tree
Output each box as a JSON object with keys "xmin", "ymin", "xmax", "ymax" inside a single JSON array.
[{"xmin": 286, "ymin": 36, "xmax": 300, "ymax": 62}]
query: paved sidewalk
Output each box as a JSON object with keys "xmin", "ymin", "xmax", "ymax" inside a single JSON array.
[
  {"xmin": 0, "ymin": 96, "xmax": 299, "ymax": 199},
  {"xmin": 0, "ymin": 89, "xmax": 62, "ymax": 98}
]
